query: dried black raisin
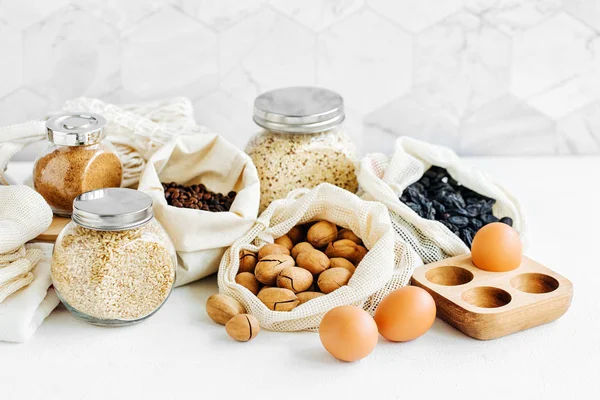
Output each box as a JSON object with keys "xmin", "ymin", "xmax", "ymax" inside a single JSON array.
[
  {"xmin": 448, "ymin": 216, "xmax": 469, "ymax": 228},
  {"xmin": 399, "ymin": 167, "xmax": 514, "ymax": 248},
  {"xmin": 499, "ymin": 217, "xmax": 513, "ymax": 226}
]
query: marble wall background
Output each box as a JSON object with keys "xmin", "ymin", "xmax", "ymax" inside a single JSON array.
[{"xmin": 1, "ymin": 0, "xmax": 599, "ymax": 158}]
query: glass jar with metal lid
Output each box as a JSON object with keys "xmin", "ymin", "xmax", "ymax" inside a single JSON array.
[
  {"xmin": 33, "ymin": 112, "xmax": 123, "ymax": 216},
  {"xmin": 51, "ymin": 188, "xmax": 177, "ymax": 326},
  {"xmin": 246, "ymin": 87, "xmax": 358, "ymax": 211}
]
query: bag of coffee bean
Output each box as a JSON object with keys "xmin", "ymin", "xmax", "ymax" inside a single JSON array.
[
  {"xmin": 358, "ymin": 137, "xmax": 528, "ymax": 267},
  {"xmin": 218, "ymin": 183, "xmax": 419, "ymax": 332},
  {"xmin": 138, "ymin": 134, "xmax": 260, "ymax": 286}
]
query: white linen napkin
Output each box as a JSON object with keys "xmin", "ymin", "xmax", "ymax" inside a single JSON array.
[{"xmin": 0, "ymin": 243, "xmax": 59, "ymax": 343}]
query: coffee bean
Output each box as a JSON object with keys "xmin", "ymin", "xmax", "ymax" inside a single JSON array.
[{"xmin": 162, "ymin": 182, "xmax": 237, "ymax": 213}]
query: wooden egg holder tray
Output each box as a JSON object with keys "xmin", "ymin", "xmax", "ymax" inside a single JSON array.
[{"xmin": 411, "ymin": 254, "xmax": 573, "ymax": 340}]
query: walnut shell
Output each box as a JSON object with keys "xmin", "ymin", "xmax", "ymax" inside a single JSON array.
[
  {"xmin": 297, "ymin": 291, "xmax": 325, "ymax": 305},
  {"xmin": 235, "ymin": 272, "xmax": 261, "ymax": 295},
  {"xmin": 296, "ymin": 249, "xmax": 330, "ymax": 275},
  {"xmin": 255, "ymin": 254, "xmax": 295, "ymax": 285},
  {"xmin": 325, "ymin": 239, "xmax": 368, "ymax": 265},
  {"xmin": 307, "ymin": 221, "xmax": 338, "ymax": 248},
  {"xmin": 239, "ymin": 249, "xmax": 258, "ymax": 274},
  {"xmin": 330, "ymin": 257, "xmax": 356, "ymax": 274},
  {"xmin": 258, "ymin": 285, "xmax": 273, "ymax": 294},
  {"xmin": 226, "ymin": 314, "xmax": 260, "ymax": 342},
  {"xmin": 277, "ymin": 266, "xmax": 313, "ymax": 293},
  {"xmin": 287, "ymin": 226, "xmax": 305, "ymax": 245},
  {"xmin": 317, "ymin": 267, "xmax": 353, "ymax": 294},
  {"xmin": 258, "ymin": 243, "xmax": 290, "ymax": 260},
  {"xmin": 353, "ymin": 245, "xmax": 368, "ymax": 265},
  {"xmin": 257, "ymin": 287, "xmax": 299, "ymax": 311},
  {"xmin": 274, "ymin": 235, "xmax": 294, "ymax": 251},
  {"xmin": 337, "ymin": 229, "xmax": 363, "ymax": 246},
  {"xmin": 206, "ymin": 294, "xmax": 246, "ymax": 325},
  {"xmin": 291, "ymin": 242, "xmax": 314, "ymax": 259}
]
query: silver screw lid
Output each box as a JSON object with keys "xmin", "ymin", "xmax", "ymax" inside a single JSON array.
[
  {"xmin": 46, "ymin": 112, "xmax": 107, "ymax": 146},
  {"xmin": 72, "ymin": 188, "xmax": 154, "ymax": 231},
  {"xmin": 253, "ymin": 87, "xmax": 345, "ymax": 134}
]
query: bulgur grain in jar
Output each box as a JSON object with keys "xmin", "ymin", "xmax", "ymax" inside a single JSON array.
[
  {"xmin": 246, "ymin": 87, "xmax": 358, "ymax": 211},
  {"xmin": 33, "ymin": 112, "xmax": 122, "ymax": 216},
  {"xmin": 51, "ymin": 188, "xmax": 177, "ymax": 326}
]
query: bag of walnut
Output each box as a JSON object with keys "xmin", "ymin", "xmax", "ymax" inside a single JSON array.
[
  {"xmin": 138, "ymin": 134, "xmax": 260, "ymax": 287},
  {"xmin": 358, "ymin": 137, "xmax": 528, "ymax": 265},
  {"xmin": 218, "ymin": 183, "xmax": 422, "ymax": 332}
]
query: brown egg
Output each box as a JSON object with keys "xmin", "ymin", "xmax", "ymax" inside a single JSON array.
[
  {"xmin": 471, "ymin": 222, "xmax": 522, "ymax": 272},
  {"xmin": 374, "ymin": 286, "xmax": 436, "ymax": 342},
  {"xmin": 319, "ymin": 306, "xmax": 379, "ymax": 362}
]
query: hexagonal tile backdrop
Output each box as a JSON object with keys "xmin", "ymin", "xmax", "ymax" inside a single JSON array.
[
  {"xmin": 317, "ymin": 8, "xmax": 412, "ymax": 113},
  {"xmin": 1, "ymin": 0, "xmax": 600, "ymax": 157},
  {"xmin": 413, "ymin": 11, "xmax": 511, "ymax": 123},
  {"xmin": 22, "ymin": 5, "xmax": 120, "ymax": 107}
]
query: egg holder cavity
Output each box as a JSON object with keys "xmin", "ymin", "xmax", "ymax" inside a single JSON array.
[{"xmin": 411, "ymin": 254, "xmax": 573, "ymax": 340}]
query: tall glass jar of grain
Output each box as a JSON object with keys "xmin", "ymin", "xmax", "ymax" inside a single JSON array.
[
  {"xmin": 245, "ymin": 87, "xmax": 358, "ymax": 212},
  {"xmin": 33, "ymin": 112, "xmax": 123, "ymax": 216},
  {"xmin": 51, "ymin": 188, "xmax": 177, "ymax": 326}
]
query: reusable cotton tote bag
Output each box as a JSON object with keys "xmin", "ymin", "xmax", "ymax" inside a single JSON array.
[
  {"xmin": 358, "ymin": 137, "xmax": 528, "ymax": 265},
  {"xmin": 138, "ymin": 134, "xmax": 260, "ymax": 286},
  {"xmin": 218, "ymin": 183, "xmax": 423, "ymax": 332}
]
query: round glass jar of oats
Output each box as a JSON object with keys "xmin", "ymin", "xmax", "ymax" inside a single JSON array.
[
  {"xmin": 51, "ymin": 188, "xmax": 177, "ymax": 326},
  {"xmin": 246, "ymin": 87, "xmax": 358, "ymax": 211}
]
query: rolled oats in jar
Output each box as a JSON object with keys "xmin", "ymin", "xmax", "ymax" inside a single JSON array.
[
  {"xmin": 51, "ymin": 188, "xmax": 177, "ymax": 326},
  {"xmin": 33, "ymin": 112, "xmax": 122, "ymax": 216},
  {"xmin": 246, "ymin": 87, "xmax": 358, "ymax": 211}
]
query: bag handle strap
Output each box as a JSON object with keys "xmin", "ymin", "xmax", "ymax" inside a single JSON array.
[{"xmin": 0, "ymin": 121, "xmax": 47, "ymax": 185}]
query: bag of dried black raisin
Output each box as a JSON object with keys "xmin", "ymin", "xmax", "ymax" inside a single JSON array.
[{"xmin": 358, "ymin": 137, "xmax": 528, "ymax": 276}]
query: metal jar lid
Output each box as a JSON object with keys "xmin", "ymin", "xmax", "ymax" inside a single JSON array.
[
  {"xmin": 46, "ymin": 112, "xmax": 107, "ymax": 146},
  {"xmin": 72, "ymin": 188, "xmax": 154, "ymax": 231},
  {"xmin": 253, "ymin": 87, "xmax": 345, "ymax": 134}
]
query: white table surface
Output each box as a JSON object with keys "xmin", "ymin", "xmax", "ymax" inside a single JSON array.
[{"xmin": 2, "ymin": 158, "xmax": 599, "ymax": 400}]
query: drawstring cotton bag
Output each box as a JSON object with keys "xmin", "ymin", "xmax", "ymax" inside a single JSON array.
[
  {"xmin": 0, "ymin": 185, "xmax": 51, "ymax": 301},
  {"xmin": 218, "ymin": 183, "xmax": 420, "ymax": 332},
  {"xmin": 358, "ymin": 137, "xmax": 528, "ymax": 265},
  {"xmin": 0, "ymin": 185, "xmax": 58, "ymax": 342},
  {"xmin": 138, "ymin": 134, "xmax": 260, "ymax": 287}
]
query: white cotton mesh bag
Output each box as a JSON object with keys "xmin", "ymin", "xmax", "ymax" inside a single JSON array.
[
  {"xmin": 218, "ymin": 183, "xmax": 422, "ymax": 332},
  {"xmin": 0, "ymin": 185, "xmax": 52, "ymax": 301},
  {"xmin": 358, "ymin": 137, "xmax": 529, "ymax": 266}
]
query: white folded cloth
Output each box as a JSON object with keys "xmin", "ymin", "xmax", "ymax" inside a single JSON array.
[
  {"xmin": 0, "ymin": 245, "xmax": 41, "ymax": 303},
  {"xmin": 0, "ymin": 243, "xmax": 60, "ymax": 343}
]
